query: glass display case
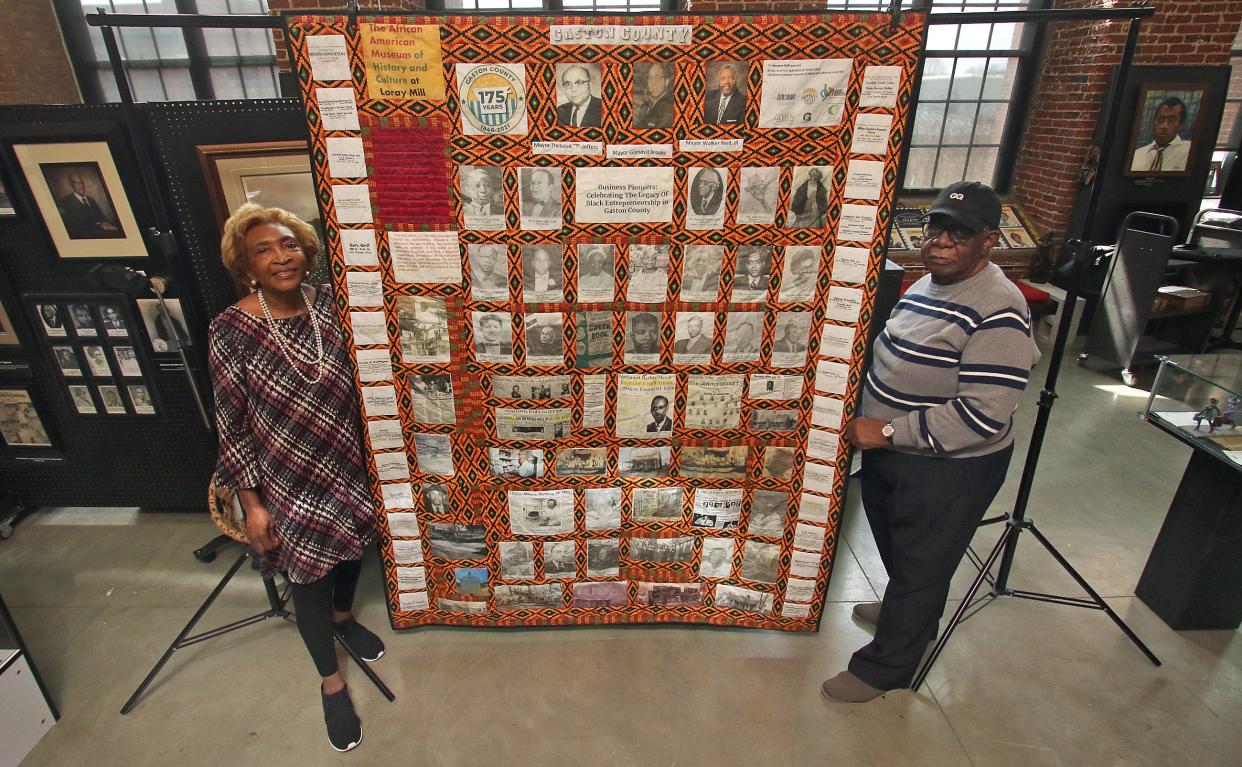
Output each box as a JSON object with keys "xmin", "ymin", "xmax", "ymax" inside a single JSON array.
[
  {"xmin": 1144, "ymin": 352, "xmax": 1242, "ymax": 467},
  {"xmin": 1138, "ymin": 351, "xmax": 1242, "ymax": 629}
]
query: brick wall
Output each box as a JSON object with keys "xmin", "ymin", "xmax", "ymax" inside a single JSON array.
[
  {"xmin": 268, "ymin": 0, "xmax": 427, "ymax": 71},
  {"xmin": 1011, "ymin": 0, "xmax": 1242, "ymax": 243},
  {"xmin": 0, "ymin": 0, "xmax": 80, "ymax": 104}
]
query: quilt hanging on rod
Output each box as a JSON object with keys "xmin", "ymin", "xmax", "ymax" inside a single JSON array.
[{"xmin": 285, "ymin": 11, "xmax": 926, "ymax": 630}]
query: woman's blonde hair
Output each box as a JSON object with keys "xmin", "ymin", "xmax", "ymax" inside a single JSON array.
[{"xmin": 220, "ymin": 203, "xmax": 321, "ymax": 281}]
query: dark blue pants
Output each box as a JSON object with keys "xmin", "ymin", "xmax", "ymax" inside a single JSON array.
[{"xmin": 848, "ymin": 445, "xmax": 1014, "ymax": 690}]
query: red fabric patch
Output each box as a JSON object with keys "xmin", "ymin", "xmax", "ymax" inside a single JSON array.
[{"xmin": 371, "ymin": 124, "xmax": 453, "ymax": 225}]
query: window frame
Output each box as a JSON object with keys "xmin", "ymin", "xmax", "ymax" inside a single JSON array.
[
  {"xmin": 56, "ymin": 0, "xmax": 1038, "ymax": 194},
  {"xmin": 423, "ymin": 0, "xmax": 678, "ymax": 13},
  {"xmin": 902, "ymin": 0, "xmax": 1047, "ymax": 194},
  {"xmin": 54, "ymin": 0, "xmax": 281, "ymax": 103}
]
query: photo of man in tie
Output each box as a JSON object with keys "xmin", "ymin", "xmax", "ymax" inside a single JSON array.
[
  {"xmin": 674, "ymin": 312, "xmax": 714, "ymax": 363},
  {"xmin": 45, "ymin": 164, "xmax": 123, "ymax": 240},
  {"xmin": 633, "ymin": 62, "xmax": 675, "ymax": 129},
  {"xmin": 1129, "ymin": 92, "xmax": 1197, "ymax": 175},
  {"xmin": 732, "ymin": 245, "xmax": 773, "ymax": 302},
  {"xmin": 645, "ymin": 395, "xmax": 673, "ymax": 434},
  {"xmin": 519, "ymin": 166, "xmax": 563, "ymax": 230},
  {"xmin": 703, "ymin": 61, "xmax": 747, "ymax": 125},
  {"xmin": 555, "ymin": 63, "xmax": 604, "ymax": 128},
  {"xmin": 689, "ymin": 168, "xmax": 725, "ymax": 217}
]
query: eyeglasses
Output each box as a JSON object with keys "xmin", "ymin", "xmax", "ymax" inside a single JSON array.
[
  {"xmin": 922, "ymin": 220, "xmax": 981, "ymax": 244},
  {"xmin": 561, "ymin": 79, "xmax": 589, "ymax": 88}
]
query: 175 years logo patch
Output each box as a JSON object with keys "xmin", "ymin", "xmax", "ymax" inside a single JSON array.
[{"xmin": 456, "ymin": 63, "xmax": 528, "ymax": 136}]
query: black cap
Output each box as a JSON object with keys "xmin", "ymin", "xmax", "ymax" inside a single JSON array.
[{"xmin": 926, "ymin": 181, "xmax": 1002, "ymax": 232}]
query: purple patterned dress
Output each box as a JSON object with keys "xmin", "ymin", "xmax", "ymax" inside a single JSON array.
[{"xmin": 208, "ymin": 286, "xmax": 379, "ymax": 584}]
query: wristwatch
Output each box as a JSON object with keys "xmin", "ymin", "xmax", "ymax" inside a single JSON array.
[{"xmin": 881, "ymin": 421, "xmax": 895, "ymax": 444}]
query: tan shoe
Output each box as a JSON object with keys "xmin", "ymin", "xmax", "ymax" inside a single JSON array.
[
  {"xmin": 820, "ymin": 671, "xmax": 886, "ymax": 703},
  {"xmin": 852, "ymin": 601, "xmax": 882, "ymax": 626}
]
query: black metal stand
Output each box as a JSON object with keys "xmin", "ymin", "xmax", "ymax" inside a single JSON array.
[
  {"xmin": 911, "ymin": 235, "xmax": 1163, "ymax": 691},
  {"xmin": 910, "ymin": 10, "xmax": 1163, "ymax": 693},
  {"xmin": 192, "ymin": 533, "xmax": 235, "ymax": 563},
  {"xmin": 121, "ymin": 545, "xmax": 395, "ymax": 714}
]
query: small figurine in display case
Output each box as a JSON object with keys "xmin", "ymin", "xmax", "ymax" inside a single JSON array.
[
  {"xmin": 1212, "ymin": 396, "xmax": 1240, "ymax": 431},
  {"xmin": 1193, "ymin": 398, "xmax": 1221, "ymax": 430}
]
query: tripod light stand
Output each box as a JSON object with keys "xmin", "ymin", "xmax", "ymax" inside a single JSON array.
[{"xmin": 910, "ymin": 10, "xmax": 1162, "ymax": 691}]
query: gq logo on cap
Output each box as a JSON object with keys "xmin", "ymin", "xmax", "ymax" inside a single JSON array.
[{"xmin": 950, "ymin": 193, "xmax": 965, "ymax": 200}]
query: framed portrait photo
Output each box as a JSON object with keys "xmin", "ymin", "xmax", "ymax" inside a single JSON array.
[
  {"xmin": 196, "ymin": 140, "xmax": 326, "ymax": 289},
  {"xmin": 0, "ymin": 387, "xmax": 54, "ymax": 449},
  {"xmin": 1124, "ymin": 83, "xmax": 1209, "ymax": 178},
  {"xmin": 136, "ymin": 298, "xmax": 190, "ymax": 354},
  {"xmin": 197, "ymin": 140, "xmax": 320, "ymax": 235},
  {"xmin": 11, "ymin": 141, "xmax": 148, "ymax": 258}
]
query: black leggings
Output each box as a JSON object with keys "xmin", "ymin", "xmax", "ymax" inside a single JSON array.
[{"xmin": 288, "ymin": 559, "xmax": 363, "ymax": 678}]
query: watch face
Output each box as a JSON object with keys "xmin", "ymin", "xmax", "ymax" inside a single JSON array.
[{"xmin": 882, "ymin": 423, "xmax": 895, "ymax": 437}]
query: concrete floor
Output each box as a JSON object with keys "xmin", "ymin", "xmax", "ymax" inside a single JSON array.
[{"xmin": 4, "ymin": 342, "xmax": 1242, "ymax": 766}]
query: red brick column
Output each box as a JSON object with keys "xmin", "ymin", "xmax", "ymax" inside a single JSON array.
[{"xmin": 0, "ymin": 0, "xmax": 81, "ymax": 104}]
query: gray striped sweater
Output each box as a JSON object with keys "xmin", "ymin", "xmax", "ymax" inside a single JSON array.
[{"xmin": 859, "ymin": 262, "xmax": 1041, "ymax": 458}]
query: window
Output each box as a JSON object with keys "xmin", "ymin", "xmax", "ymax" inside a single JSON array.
[
  {"xmin": 55, "ymin": 0, "xmax": 1036, "ymax": 201},
  {"xmin": 1205, "ymin": 21, "xmax": 1242, "ymax": 197},
  {"xmin": 903, "ymin": 0, "xmax": 1039, "ymax": 192},
  {"xmin": 562, "ymin": 0, "xmax": 667, "ymax": 11},
  {"xmin": 56, "ymin": 0, "xmax": 279, "ymax": 103},
  {"xmin": 435, "ymin": 0, "xmax": 671, "ymax": 10},
  {"xmin": 1215, "ymin": 22, "xmax": 1242, "ymax": 152},
  {"xmin": 196, "ymin": 0, "xmax": 281, "ymax": 100},
  {"xmin": 438, "ymin": 0, "xmax": 547, "ymax": 10}
]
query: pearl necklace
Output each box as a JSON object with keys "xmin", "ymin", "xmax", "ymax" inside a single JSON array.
[{"xmin": 257, "ymin": 286, "xmax": 324, "ymax": 385}]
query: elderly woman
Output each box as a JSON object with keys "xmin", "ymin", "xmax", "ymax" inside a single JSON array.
[{"xmin": 209, "ymin": 204, "xmax": 381, "ymax": 753}]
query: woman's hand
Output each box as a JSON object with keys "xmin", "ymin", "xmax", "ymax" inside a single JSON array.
[
  {"xmin": 245, "ymin": 504, "xmax": 281, "ymax": 555},
  {"xmin": 238, "ymin": 488, "xmax": 280, "ymax": 555}
]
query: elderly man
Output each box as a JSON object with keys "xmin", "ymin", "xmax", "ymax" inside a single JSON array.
[
  {"xmin": 56, "ymin": 172, "xmax": 121, "ymax": 239},
  {"xmin": 556, "ymin": 64, "xmax": 603, "ymax": 128},
  {"xmin": 690, "ymin": 168, "xmax": 725, "ymax": 216},
  {"xmin": 704, "ymin": 63, "xmax": 746, "ymax": 125},
  {"xmin": 1130, "ymin": 96, "xmax": 1191, "ymax": 173},
  {"xmin": 461, "ymin": 167, "xmax": 499, "ymax": 218},
  {"xmin": 821, "ymin": 181, "xmax": 1041, "ymax": 704},
  {"xmin": 634, "ymin": 63, "xmax": 675, "ymax": 129}
]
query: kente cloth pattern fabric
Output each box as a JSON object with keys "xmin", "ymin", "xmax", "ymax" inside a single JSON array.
[
  {"xmin": 287, "ymin": 13, "xmax": 926, "ymax": 631},
  {"xmin": 209, "ymin": 286, "xmax": 379, "ymax": 584}
]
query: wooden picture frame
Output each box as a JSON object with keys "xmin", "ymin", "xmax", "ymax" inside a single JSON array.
[
  {"xmin": 196, "ymin": 140, "xmax": 328, "ymax": 292},
  {"xmin": 1124, "ymin": 82, "xmax": 1210, "ymax": 178},
  {"xmin": 11, "ymin": 140, "xmax": 149, "ymax": 258},
  {"xmin": 197, "ymin": 140, "xmax": 320, "ymax": 231}
]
